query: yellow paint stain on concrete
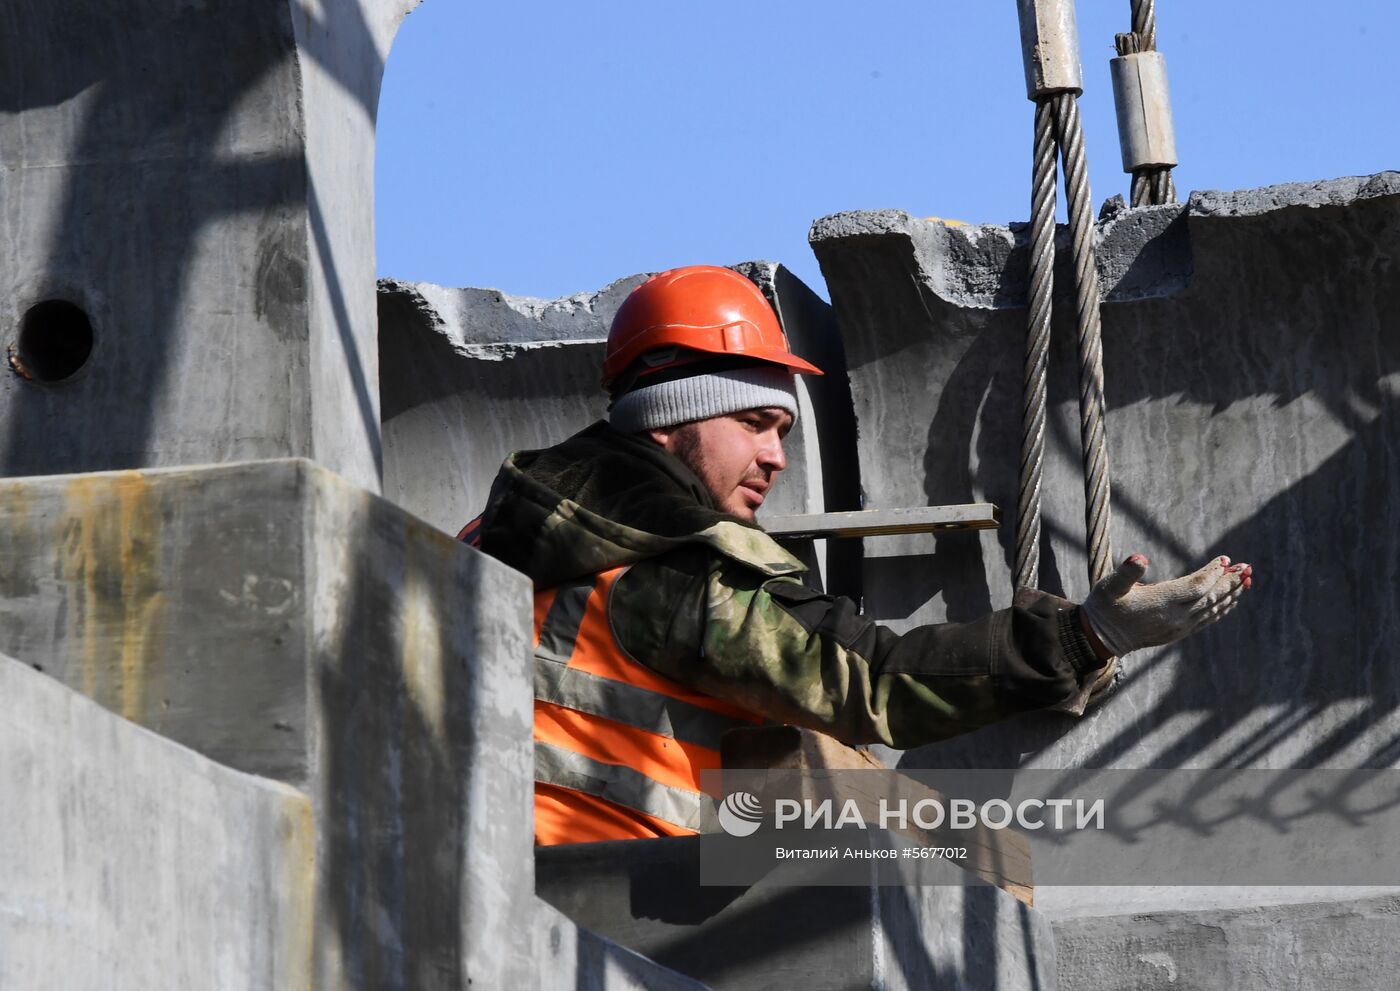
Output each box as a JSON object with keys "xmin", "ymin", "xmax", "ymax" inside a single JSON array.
[
  {"xmin": 0, "ymin": 479, "xmax": 37, "ymax": 611},
  {"xmin": 60, "ymin": 472, "xmax": 166, "ymax": 722},
  {"xmin": 921, "ymin": 215, "xmax": 967, "ymax": 227},
  {"xmin": 399, "ymin": 520, "xmax": 448, "ymax": 750},
  {"xmin": 0, "ymin": 477, "xmax": 33, "ymax": 529},
  {"xmin": 116, "ymin": 479, "xmax": 165, "ymax": 722},
  {"xmin": 280, "ymin": 789, "xmax": 317, "ymax": 991},
  {"xmin": 61, "ymin": 478, "xmax": 104, "ymax": 701}
]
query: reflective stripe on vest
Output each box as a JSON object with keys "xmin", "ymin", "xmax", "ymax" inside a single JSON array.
[
  {"xmin": 456, "ymin": 515, "xmax": 483, "ymax": 547},
  {"xmin": 535, "ymin": 741, "xmax": 710, "ymax": 832},
  {"xmin": 532, "ymin": 566, "xmax": 762, "ymax": 838}
]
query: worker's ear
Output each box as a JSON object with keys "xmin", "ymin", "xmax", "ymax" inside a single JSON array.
[{"xmin": 643, "ymin": 427, "xmax": 673, "ymax": 448}]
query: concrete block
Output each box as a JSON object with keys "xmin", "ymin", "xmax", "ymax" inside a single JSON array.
[
  {"xmin": 378, "ymin": 275, "xmax": 635, "ymax": 536},
  {"xmin": 1053, "ymin": 893, "xmax": 1400, "ymax": 990},
  {"xmin": 732, "ymin": 261, "xmax": 861, "ymax": 525},
  {"xmin": 809, "ymin": 173, "xmax": 1400, "ymax": 915},
  {"xmin": 533, "ymin": 901, "xmax": 715, "ymax": 991},
  {"xmin": 536, "ymin": 836, "xmax": 1056, "ymax": 991},
  {"xmin": 0, "ymin": 459, "xmax": 537, "ymax": 989},
  {"xmin": 0, "ymin": 0, "xmax": 420, "ymax": 489},
  {"xmin": 0, "ymin": 651, "xmax": 314, "ymax": 990},
  {"xmin": 378, "ymin": 262, "xmax": 858, "ymax": 537}
]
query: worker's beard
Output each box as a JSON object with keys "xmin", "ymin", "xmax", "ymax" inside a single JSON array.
[
  {"xmin": 669, "ymin": 424, "xmax": 768, "ymax": 520},
  {"xmin": 670, "ymin": 427, "xmax": 712, "ymax": 498}
]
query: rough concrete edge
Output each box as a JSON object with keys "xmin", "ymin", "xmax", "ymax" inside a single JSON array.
[
  {"xmin": 809, "ymin": 172, "xmax": 1400, "ymax": 244},
  {"xmin": 378, "ymin": 260, "xmax": 833, "ymax": 361},
  {"xmin": 809, "ymin": 208, "xmax": 1032, "ymax": 312},
  {"xmin": 377, "ymin": 276, "xmax": 633, "ymax": 359},
  {"xmin": 1187, "ymin": 171, "xmax": 1400, "ymax": 217},
  {"xmin": 808, "ymin": 172, "xmax": 1400, "ymax": 310},
  {"xmin": 808, "ymin": 210, "xmax": 1013, "ymax": 265},
  {"xmin": 378, "ymin": 278, "xmax": 447, "ymax": 336}
]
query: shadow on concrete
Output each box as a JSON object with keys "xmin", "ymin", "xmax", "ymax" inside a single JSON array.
[
  {"xmin": 309, "ymin": 175, "xmax": 385, "ymax": 474},
  {"xmin": 0, "ymin": 0, "xmax": 385, "ymax": 478},
  {"xmin": 883, "ymin": 196, "xmax": 1400, "ymax": 847},
  {"xmin": 316, "ymin": 510, "xmax": 484, "ymax": 988},
  {"xmin": 0, "ymin": 4, "xmax": 491, "ymax": 984}
]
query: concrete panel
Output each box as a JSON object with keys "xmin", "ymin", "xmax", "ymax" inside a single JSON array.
[
  {"xmin": 0, "ymin": 459, "xmax": 538, "ymax": 989},
  {"xmin": 292, "ymin": 0, "xmax": 422, "ymax": 492},
  {"xmin": 378, "ymin": 262, "xmax": 858, "ymax": 537},
  {"xmin": 1053, "ymin": 893, "xmax": 1400, "ymax": 990},
  {"xmin": 0, "ymin": 651, "xmax": 314, "ymax": 990},
  {"xmin": 536, "ymin": 836, "xmax": 1056, "ymax": 991},
  {"xmin": 378, "ymin": 275, "xmax": 636, "ymax": 535},
  {"xmin": 533, "ymin": 902, "xmax": 715, "ymax": 991},
  {"xmin": 735, "ymin": 261, "xmax": 861, "ymax": 526},
  {"xmin": 809, "ymin": 173, "xmax": 1400, "ymax": 916},
  {"xmin": 0, "ymin": 0, "xmax": 416, "ymax": 490}
]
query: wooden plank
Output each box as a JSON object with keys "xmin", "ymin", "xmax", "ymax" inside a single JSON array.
[
  {"xmin": 761, "ymin": 504, "xmax": 1001, "ymax": 540},
  {"xmin": 722, "ymin": 726, "xmax": 1033, "ymax": 906}
]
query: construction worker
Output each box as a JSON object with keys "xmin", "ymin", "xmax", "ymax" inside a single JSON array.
[{"xmin": 465, "ymin": 265, "xmax": 1253, "ymax": 846}]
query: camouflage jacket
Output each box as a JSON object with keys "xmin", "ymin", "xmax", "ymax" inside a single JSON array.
[{"xmin": 479, "ymin": 421, "xmax": 1103, "ymax": 749}]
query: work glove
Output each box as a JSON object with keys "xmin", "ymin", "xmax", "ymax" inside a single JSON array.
[
  {"xmin": 1080, "ymin": 554, "xmax": 1253, "ymax": 658},
  {"xmin": 1014, "ymin": 586, "xmax": 1117, "ymax": 714}
]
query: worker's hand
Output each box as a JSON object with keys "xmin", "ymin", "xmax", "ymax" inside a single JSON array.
[{"xmin": 1079, "ymin": 554, "xmax": 1252, "ymax": 658}]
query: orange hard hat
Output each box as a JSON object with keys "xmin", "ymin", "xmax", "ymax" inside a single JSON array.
[{"xmin": 602, "ymin": 265, "xmax": 823, "ymax": 390}]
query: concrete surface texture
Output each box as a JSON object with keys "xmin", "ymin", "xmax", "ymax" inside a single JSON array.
[
  {"xmin": 0, "ymin": 651, "xmax": 315, "ymax": 990},
  {"xmin": 536, "ymin": 835, "xmax": 1056, "ymax": 991},
  {"xmin": 8, "ymin": 0, "xmax": 1397, "ymax": 977},
  {"xmin": 533, "ymin": 901, "xmax": 716, "ymax": 991},
  {"xmin": 1053, "ymin": 892, "xmax": 1400, "ymax": 990},
  {"xmin": 0, "ymin": 0, "xmax": 418, "ymax": 491},
  {"xmin": 378, "ymin": 261, "xmax": 858, "ymax": 537},
  {"xmin": 810, "ymin": 173, "xmax": 1400, "ymax": 772},
  {"xmin": 810, "ymin": 173, "xmax": 1400, "ymax": 924},
  {"xmin": 378, "ymin": 273, "xmax": 637, "ymax": 534},
  {"xmin": 0, "ymin": 459, "xmax": 543, "ymax": 989}
]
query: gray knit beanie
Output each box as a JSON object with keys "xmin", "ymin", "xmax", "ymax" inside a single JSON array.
[{"xmin": 608, "ymin": 365, "xmax": 799, "ymax": 433}]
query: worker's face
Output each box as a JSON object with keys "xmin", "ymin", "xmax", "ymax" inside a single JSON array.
[{"xmin": 649, "ymin": 407, "xmax": 792, "ymax": 522}]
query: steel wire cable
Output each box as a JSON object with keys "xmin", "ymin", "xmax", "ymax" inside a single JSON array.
[
  {"xmin": 1014, "ymin": 99, "xmax": 1058, "ymax": 590},
  {"xmin": 1119, "ymin": 0, "xmax": 1176, "ymax": 207},
  {"xmin": 1131, "ymin": 0, "xmax": 1157, "ymax": 53},
  {"xmin": 1015, "ymin": 93, "xmax": 1115, "ymax": 591},
  {"xmin": 1053, "ymin": 92, "xmax": 1115, "ymax": 585}
]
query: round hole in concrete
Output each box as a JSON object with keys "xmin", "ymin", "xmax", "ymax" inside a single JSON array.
[{"xmin": 13, "ymin": 300, "xmax": 94, "ymax": 382}]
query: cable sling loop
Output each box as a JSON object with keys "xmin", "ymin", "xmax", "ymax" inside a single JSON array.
[{"xmin": 1014, "ymin": 0, "xmax": 1115, "ymax": 593}]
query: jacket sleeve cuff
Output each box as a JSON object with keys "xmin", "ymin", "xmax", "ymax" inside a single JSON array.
[{"xmin": 1059, "ymin": 607, "xmax": 1106, "ymax": 680}]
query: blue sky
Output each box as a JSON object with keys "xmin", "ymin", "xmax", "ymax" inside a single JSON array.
[{"xmin": 376, "ymin": 2, "xmax": 1398, "ymax": 301}]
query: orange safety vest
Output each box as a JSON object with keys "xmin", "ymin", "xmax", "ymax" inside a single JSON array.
[
  {"xmin": 458, "ymin": 518, "xmax": 765, "ymax": 845},
  {"xmin": 532, "ymin": 566, "xmax": 767, "ymax": 845}
]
